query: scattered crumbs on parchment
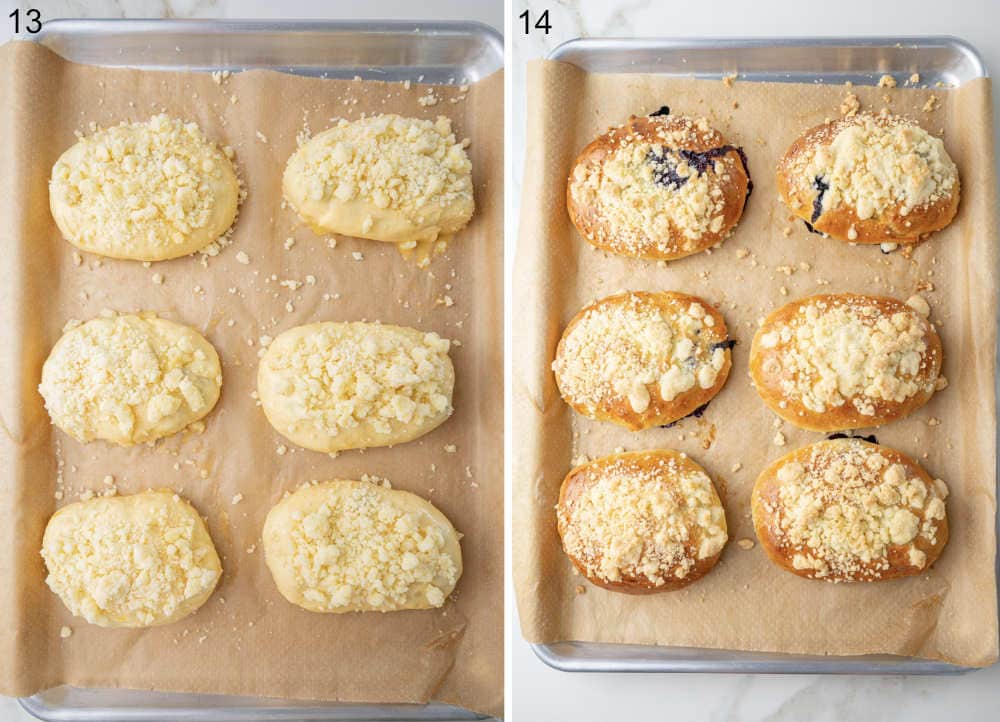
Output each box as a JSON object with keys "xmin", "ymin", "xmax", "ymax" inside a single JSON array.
[{"xmin": 841, "ymin": 92, "xmax": 860, "ymax": 117}]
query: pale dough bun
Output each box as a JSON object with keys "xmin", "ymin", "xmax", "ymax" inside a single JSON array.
[
  {"xmin": 262, "ymin": 480, "xmax": 462, "ymax": 613},
  {"xmin": 752, "ymin": 438, "xmax": 949, "ymax": 582},
  {"xmin": 41, "ymin": 490, "xmax": 222, "ymax": 627},
  {"xmin": 49, "ymin": 114, "xmax": 239, "ymax": 261},
  {"xmin": 567, "ymin": 110, "xmax": 750, "ymax": 260},
  {"xmin": 282, "ymin": 114, "xmax": 474, "ymax": 258},
  {"xmin": 553, "ymin": 291, "xmax": 732, "ymax": 430},
  {"xmin": 749, "ymin": 293, "xmax": 942, "ymax": 432},
  {"xmin": 39, "ymin": 313, "xmax": 222, "ymax": 446},
  {"xmin": 557, "ymin": 450, "xmax": 728, "ymax": 593},
  {"xmin": 257, "ymin": 321, "xmax": 454, "ymax": 453},
  {"xmin": 777, "ymin": 111, "xmax": 959, "ymax": 244}
]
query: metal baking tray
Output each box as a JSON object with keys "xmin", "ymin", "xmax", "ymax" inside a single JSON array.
[
  {"xmin": 17, "ymin": 18, "xmax": 502, "ymax": 722},
  {"xmin": 534, "ymin": 35, "xmax": 996, "ymax": 676}
]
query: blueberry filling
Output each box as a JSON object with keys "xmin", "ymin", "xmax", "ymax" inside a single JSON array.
[
  {"xmin": 659, "ymin": 400, "xmax": 711, "ymax": 429},
  {"xmin": 803, "ymin": 220, "xmax": 823, "ymax": 235},
  {"xmin": 811, "ymin": 175, "xmax": 829, "ymax": 223},
  {"xmin": 826, "ymin": 432, "xmax": 879, "ymax": 444},
  {"xmin": 650, "ymin": 105, "xmax": 671, "ymax": 117},
  {"xmin": 647, "ymin": 150, "xmax": 690, "ymax": 189},
  {"xmin": 710, "ymin": 339, "xmax": 737, "ymax": 352},
  {"xmin": 645, "ymin": 145, "xmax": 752, "ymax": 199}
]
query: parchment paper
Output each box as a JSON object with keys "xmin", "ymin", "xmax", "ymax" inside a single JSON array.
[
  {"xmin": 514, "ymin": 59, "xmax": 999, "ymax": 666},
  {"xmin": 0, "ymin": 41, "xmax": 502, "ymax": 715}
]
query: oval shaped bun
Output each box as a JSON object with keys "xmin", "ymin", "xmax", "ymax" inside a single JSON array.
[
  {"xmin": 39, "ymin": 313, "xmax": 223, "ymax": 446},
  {"xmin": 567, "ymin": 112, "xmax": 750, "ymax": 260},
  {"xmin": 257, "ymin": 322, "xmax": 454, "ymax": 453},
  {"xmin": 41, "ymin": 490, "xmax": 222, "ymax": 627},
  {"xmin": 553, "ymin": 291, "xmax": 732, "ymax": 430},
  {"xmin": 282, "ymin": 114, "xmax": 474, "ymax": 249},
  {"xmin": 776, "ymin": 112, "xmax": 959, "ymax": 244},
  {"xmin": 49, "ymin": 114, "xmax": 239, "ymax": 261},
  {"xmin": 262, "ymin": 480, "xmax": 462, "ymax": 613},
  {"xmin": 749, "ymin": 293, "xmax": 941, "ymax": 432},
  {"xmin": 752, "ymin": 438, "xmax": 949, "ymax": 582},
  {"xmin": 557, "ymin": 450, "xmax": 728, "ymax": 593}
]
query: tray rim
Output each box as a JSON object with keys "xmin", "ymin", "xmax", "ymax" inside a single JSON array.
[
  {"xmin": 19, "ymin": 691, "xmax": 492, "ymax": 722},
  {"xmin": 15, "ymin": 16, "xmax": 502, "ymax": 722},
  {"xmin": 547, "ymin": 34, "xmax": 987, "ymax": 82},
  {"xmin": 32, "ymin": 17, "xmax": 504, "ymax": 80},
  {"xmin": 529, "ymin": 33, "xmax": 998, "ymax": 676}
]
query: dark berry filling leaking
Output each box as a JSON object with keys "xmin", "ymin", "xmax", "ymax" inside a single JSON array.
[
  {"xmin": 811, "ymin": 175, "xmax": 829, "ymax": 223},
  {"xmin": 659, "ymin": 400, "xmax": 711, "ymax": 429},
  {"xmin": 650, "ymin": 105, "xmax": 671, "ymax": 117},
  {"xmin": 710, "ymin": 339, "xmax": 737, "ymax": 352},
  {"xmin": 803, "ymin": 220, "xmax": 824, "ymax": 235},
  {"xmin": 645, "ymin": 145, "xmax": 752, "ymax": 199},
  {"xmin": 826, "ymin": 432, "xmax": 879, "ymax": 444}
]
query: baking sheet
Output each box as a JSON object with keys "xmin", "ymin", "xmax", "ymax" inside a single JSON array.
[
  {"xmin": 0, "ymin": 40, "xmax": 502, "ymax": 716},
  {"xmin": 513, "ymin": 58, "xmax": 999, "ymax": 667}
]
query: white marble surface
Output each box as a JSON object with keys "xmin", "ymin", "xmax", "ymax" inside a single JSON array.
[
  {"xmin": 510, "ymin": 0, "xmax": 1000, "ymax": 721},
  {"xmin": 0, "ymin": 3, "xmax": 500, "ymax": 721}
]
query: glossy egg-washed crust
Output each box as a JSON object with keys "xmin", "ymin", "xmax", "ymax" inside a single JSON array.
[
  {"xmin": 557, "ymin": 450, "xmax": 728, "ymax": 593},
  {"xmin": 566, "ymin": 114, "xmax": 750, "ymax": 260},
  {"xmin": 776, "ymin": 117, "xmax": 960, "ymax": 244},
  {"xmin": 752, "ymin": 439, "xmax": 948, "ymax": 582},
  {"xmin": 749, "ymin": 294, "xmax": 942, "ymax": 432},
  {"xmin": 554, "ymin": 291, "xmax": 732, "ymax": 430}
]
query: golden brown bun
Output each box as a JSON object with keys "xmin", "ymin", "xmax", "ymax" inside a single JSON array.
[
  {"xmin": 567, "ymin": 112, "xmax": 750, "ymax": 260},
  {"xmin": 557, "ymin": 450, "xmax": 728, "ymax": 593},
  {"xmin": 749, "ymin": 293, "xmax": 942, "ymax": 432},
  {"xmin": 553, "ymin": 291, "xmax": 732, "ymax": 431},
  {"xmin": 776, "ymin": 113, "xmax": 960, "ymax": 244},
  {"xmin": 752, "ymin": 439, "xmax": 949, "ymax": 582}
]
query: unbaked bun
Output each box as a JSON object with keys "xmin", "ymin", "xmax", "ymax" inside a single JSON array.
[
  {"xmin": 39, "ymin": 313, "xmax": 223, "ymax": 446},
  {"xmin": 41, "ymin": 490, "xmax": 222, "ymax": 627},
  {"xmin": 49, "ymin": 114, "xmax": 239, "ymax": 261},
  {"xmin": 567, "ymin": 110, "xmax": 750, "ymax": 260},
  {"xmin": 262, "ymin": 480, "xmax": 462, "ymax": 613},
  {"xmin": 557, "ymin": 450, "xmax": 728, "ymax": 593},
  {"xmin": 749, "ymin": 293, "xmax": 942, "ymax": 431},
  {"xmin": 282, "ymin": 114, "xmax": 474, "ymax": 265},
  {"xmin": 752, "ymin": 438, "xmax": 949, "ymax": 582},
  {"xmin": 256, "ymin": 321, "xmax": 454, "ymax": 453},
  {"xmin": 553, "ymin": 291, "xmax": 732, "ymax": 430},
  {"xmin": 777, "ymin": 111, "xmax": 959, "ymax": 243}
]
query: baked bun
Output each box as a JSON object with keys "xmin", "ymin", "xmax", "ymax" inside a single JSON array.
[
  {"xmin": 777, "ymin": 112, "xmax": 959, "ymax": 243},
  {"xmin": 553, "ymin": 291, "xmax": 732, "ymax": 430},
  {"xmin": 749, "ymin": 293, "xmax": 941, "ymax": 432},
  {"xmin": 557, "ymin": 450, "xmax": 728, "ymax": 593},
  {"xmin": 752, "ymin": 438, "xmax": 949, "ymax": 582},
  {"xmin": 567, "ymin": 110, "xmax": 750, "ymax": 260}
]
